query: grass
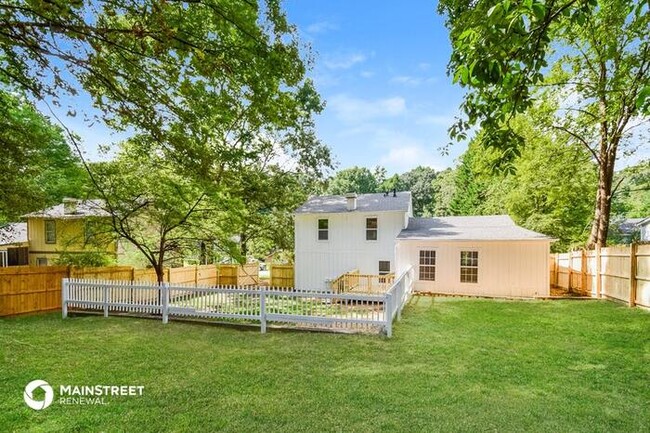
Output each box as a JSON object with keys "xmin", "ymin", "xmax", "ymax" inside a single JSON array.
[{"xmin": 1, "ymin": 297, "xmax": 649, "ymax": 432}]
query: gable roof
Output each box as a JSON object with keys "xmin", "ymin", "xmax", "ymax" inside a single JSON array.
[
  {"xmin": 0, "ymin": 222, "xmax": 28, "ymax": 246},
  {"xmin": 295, "ymin": 192, "xmax": 411, "ymax": 214},
  {"xmin": 397, "ymin": 215, "xmax": 553, "ymax": 241},
  {"xmin": 23, "ymin": 199, "xmax": 109, "ymax": 219}
]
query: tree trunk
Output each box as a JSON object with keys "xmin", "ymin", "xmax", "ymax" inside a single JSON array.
[
  {"xmin": 154, "ymin": 264, "xmax": 165, "ymax": 285},
  {"xmin": 587, "ymin": 145, "xmax": 617, "ymax": 249}
]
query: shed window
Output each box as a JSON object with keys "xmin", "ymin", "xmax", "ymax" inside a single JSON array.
[
  {"xmin": 366, "ymin": 218, "xmax": 378, "ymax": 241},
  {"xmin": 378, "ymin": 261, "xmax": 391, "ymax": 275},
  {"xmin": 45, "ymin": 220, "xmax": 56, "ymax": 244},
  {"xmin": 318, "ymin": 219, "xmax": 329, "ymax": 240},
  {"xmin": 419, "ymin": 250, "xmax": 436, "ymax": 281},
  {"xmin": 460, "ymin": 251, "xmax": 479, "ymax": 283}
]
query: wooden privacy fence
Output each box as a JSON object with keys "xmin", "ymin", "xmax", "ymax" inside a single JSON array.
[
  {"xmin": 270, "ymin": 264, "xmax": 294, "ymax": 287},
  {"xmin": 0, "ymin": 263, "xmax": 259, "ymax": 317},
  {"xmin": 61, "ymin": 266, "xmax": 414, "ymax": 336},
  {"xmin": 550, "ymin": 244, "xmax": 650, "ymax": 308}
]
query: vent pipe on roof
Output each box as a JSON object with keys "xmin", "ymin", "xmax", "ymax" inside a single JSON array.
[
  {"xmin": 345, "ymin": 193, "xmax": 357, "ymax": 211},
  {"xmin": 63, "ymin": 198, "xmax": 78, "ymax": 215}
]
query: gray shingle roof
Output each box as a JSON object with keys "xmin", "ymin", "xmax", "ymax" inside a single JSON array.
[
  {"xmin": 397, "ymin": 215, "xmax": 553, "ymax": 241},
  {"xmin": 23, "ymin": 199, "xmax": 109, "ymax": 219},
  {"xmin": 0, "ymin": 222, "xmax": 27, "ymax": 245},
  {"xmin": 295, "ymin": 192, "xmax": 412, "ymax": 214}
]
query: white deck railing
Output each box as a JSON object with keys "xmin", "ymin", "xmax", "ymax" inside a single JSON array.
[{"xmin": 62, "ymin": 267, "xmax": 414, "ymax": 336}]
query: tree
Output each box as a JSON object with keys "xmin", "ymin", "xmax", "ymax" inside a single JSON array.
[
  {"xmin": 439, "ymin": 0, "xmax": 650, "ymax": 247},
  {"xmin": 395, "ymin": 166, "xmax": 437, "ymax": 216},
  {"xmin": 1, "ymin": 1, "xmax": 327, "ymax": 188},
  {"xmin": 326, "ymin": 167, "xmax": 380, "ymax": 195},
  {"xmin": 431, "ymin": 169, "xmax": 457, "ymax": 216},
  {"xmin": 0, "ymin": 91, "xmax": 87, "ymax": 222},
  {"xmin": 92, "ymin": 139, "xmax": 240, "ymax": 283}
]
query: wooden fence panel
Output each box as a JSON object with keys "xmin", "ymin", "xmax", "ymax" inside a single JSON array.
[
  {"xmin": 635, "ymin": 245, "xmax": 650, "ymax": 308},
  {"xmin": 70, "ymin": 266, "xmax": 133, "ymax": 281},
  {"xmin": 270, "ymin": 264, "xmax": 294, "ymax": 288},
  {"xmin": 0, "ymin": 266, "xmax": 68, "ymax": 316},
  {"xmin": 237, "ymin": 263, "xmax": 259, "ymax": 286},
  {"xmin": 169, "ymin": 267, "xmax": 196, "ymax": 285},
  {"xmin": 133, "ymin": 268, "xmax": 168, "ymax": 283},
  {"xmin": 197, "ymin": 265, "xmax": 218, "ymax": 286},
  {"xmin": 218, "ymin": 265, "xmax": 237, "ymax": 285},
  {"xmin": 600, "ymin": 246, "xmax": 630, "ymax": 302}
]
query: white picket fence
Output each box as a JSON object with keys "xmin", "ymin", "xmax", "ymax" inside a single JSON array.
[{"xmin": 62, "ymin": 267, "xmax": 414, "ymax": 336}]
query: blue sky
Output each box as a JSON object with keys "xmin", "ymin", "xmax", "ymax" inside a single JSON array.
[
  {"xmin": 284, "ymin": 0, "xmax": 466, "ymax": 174},
  {"xmin": 51, "ymin": 0, "xmax": 467, "ymax": 173}
]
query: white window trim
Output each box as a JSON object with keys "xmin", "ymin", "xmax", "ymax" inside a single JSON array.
[
  {"xmin": 418, "ymin": 248, "xmax": 437, "ymax": 282},
  {"xmin": 365, "ymin": 216, "xmax": 379, "ymax": 242},
  {"xmin": 459, "ymin": 248, "xmax": 480, "ymax": 284},
  {"xmin": 317, "ymin": 218, "xmax": 329, "ymax": 242}
]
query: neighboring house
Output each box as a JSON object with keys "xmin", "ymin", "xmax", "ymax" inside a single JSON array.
[
  {"xmin": 23, "ymin": 198, "xmax": 117, "ymax": 266},
  {"xmin": 635, "ymin": 217, "xmax": 650, "ymax": 242},
  {"xmin": 0, "ymin": 222, "xmax": 29, "ymax": 267},
  {"xmin": 294, "ymin": 191, "xmax": 553, "ymax": 297}
]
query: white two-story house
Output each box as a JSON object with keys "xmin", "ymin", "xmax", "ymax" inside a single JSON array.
[
  {"xmin": 294, "ymin": 192, "xmax": 412, "ymax": 290},
  {"xmin": 294, "ymin": 191, "xmax": 553, "ymax": 297}
]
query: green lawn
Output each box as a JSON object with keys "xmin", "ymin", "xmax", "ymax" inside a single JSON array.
[{"xmin": 1, "ymin": 297, "xmax": 649, "ymax": 432}]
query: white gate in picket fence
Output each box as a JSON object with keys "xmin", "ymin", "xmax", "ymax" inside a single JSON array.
[{"xmin": 62, "ymin": 267, "xmax": 414, "ymax": 336}]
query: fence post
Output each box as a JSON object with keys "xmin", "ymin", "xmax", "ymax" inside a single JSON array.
[
  {"xmin": 62, "ymin": 278, "xmax": 68, "ymax": 318},
  {"xmin": 103, "ymin": 283, "xmax": 109, "ymax": 318},
  {"xmin": 629, "ymin": 243, "xmax": 638, "ymax": 308},
  {"xmin": 595, "ymin": 245, "xmax": 602, "ymax": 298},
  {"xmin": 162, "ymin": 282, "xmax": 169, "ymax": 324},
  {"xmin": 581, "ymin": 249, "xmax": 587, "ymax": 294},
  {"xmin": 385, "ymin": 293, "xmax": 393, "ymax": 337},
  {"xmin": 568, "ymin": 251, "xmax": 574, "ymax": 292},
  {"xmin": 260, "ymin": 289, "xmax": 267, "ymax": 334}
]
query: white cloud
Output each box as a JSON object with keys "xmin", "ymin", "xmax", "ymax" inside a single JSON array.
[
  {"xmin": 391, "ymin": 76, "xmax": 421, "ymax": 86},
  {"xmin": 416, "ymin": 114, "xmax": 455, "ymax": 127},
  {"xmin": 390, "ymin": 75, "xmax": 438, "ymax": 87},
  {"xmin": 306, "ymin": 21, "xmax": 338, "ymax": 34},
  {"xmin": 327, "ymin": 94, "xmax": 407, "ymax": 123},
  {"xmin": 323, "ymin": 52, "xmax": 367, "ymax": 70},
  {"xmin": 375, "ymin": 131, "xmax": 446, "ymax": 173},
  {"xmin": 360, "ymin": 70, "xmax": 375, "ymax": 78}
]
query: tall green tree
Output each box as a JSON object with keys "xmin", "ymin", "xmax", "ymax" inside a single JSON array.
[
  {"xmin": 439, "ymin": 0, "xmax": 650, "ymax": 247},
  {"xmin": 0, "ymin": 91, "xmax": 87, "ymax": 222},
  {"xmin": 395, "ymin": 166, "xmax": 437, "ymax": 216},
  {"xmin": 326, "ymin": 167, "xmax": 380, "ymax": 195}
]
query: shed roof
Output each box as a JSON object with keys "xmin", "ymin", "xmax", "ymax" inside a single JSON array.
[
  {"xmin": 397, "ymin": 215, "xmax": 553, "ymax": 241},
  {"xmin": 23, "ymin": 199, "xmax": 109, "ymax": 219},
  {"xmin": 0, "ymin": 222, "xmax": 28, "ymax": 246},
  {"xmin": 295, "ymin": 192, "xmax": 411, "ymax": 214}
]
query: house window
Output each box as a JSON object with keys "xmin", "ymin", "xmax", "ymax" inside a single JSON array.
[
  {"xmin": 460, "ymin": 251, "xmax": 479, "ymax": 283},
  {"xmin": 318, "ymin": 219, "xmax": 329, "ymax": 240},
  {"xmin": 366, "ymin": 217, "xmax": 378, "ymax": 241},
  {"xmin": 378, "ymin": 261, "xmax": 391, "ymax": 275},
  {"xmin": 419, "ymin": 250, "xmax": 436, "ymax": 281},
  {"xmin": 45, "ymin": 220, "xmax": 56, "ymax": 244},
  {"xmin": 37, "ymin": 257, "xmax": 48, "ymax": 266}
]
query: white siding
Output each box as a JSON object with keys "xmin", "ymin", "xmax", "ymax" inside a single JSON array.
[
  {"xmin": 396, "ymin": 239, "xmax": 550, "ymax": 297},
  {"xmin": 295, "ymin": 211, "xmax": 407, "ymax": 290}
]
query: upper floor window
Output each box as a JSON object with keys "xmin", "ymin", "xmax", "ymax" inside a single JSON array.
[
  {"xmin": 45, "ymin": 220, "xmax": 56, "ymax": 244},
  {"xmin": 318, "ymin": 219, "xmax": 329, "ymax": 240},
  {"xmin": 419, "ymin": 250, "xmax": 436, "ymax": 281},
  {"xmin": 460, "ymin": 251, "xmax": 479, "ymax": 283},
  {"xmin": 366, "ymin": 217, "xmax": 378, "ymax": 241}
]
